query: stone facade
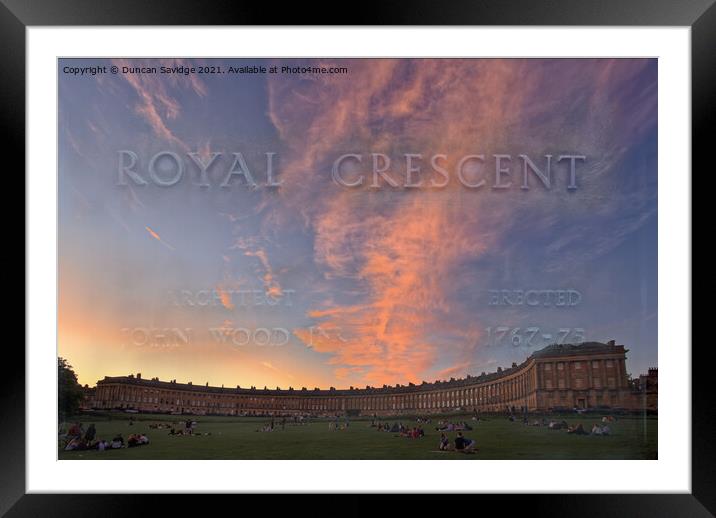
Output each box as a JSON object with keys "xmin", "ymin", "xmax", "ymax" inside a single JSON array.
[{"xmin": 91, "ymin": 341, "xmax": 651, "ymax": 416}]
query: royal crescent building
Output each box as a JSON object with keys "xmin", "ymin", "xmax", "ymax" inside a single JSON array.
[{"xmin": 91, "ymin": 341, "xmax": 656, "ymax": 415}]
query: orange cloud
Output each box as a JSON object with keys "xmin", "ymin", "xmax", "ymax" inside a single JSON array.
[
  {"xmin": 215, "ymin": 284, "xmax": 235, "ymax": 310},
  {"xmin": 144, "ymin": 225, "xmax": 175, "ymax": 250},
  {"xmin": 269, "ymin": 60, "xmax": 517, "ymax": 384},
  {"xmin": 244, "ymin": 247, "xmax": 283, "ymax": 298},
  {"xmin": 268, "ymin": 59, "xmax": 655, "ymax": 386}
]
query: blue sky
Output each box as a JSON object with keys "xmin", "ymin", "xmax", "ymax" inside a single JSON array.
[{"xmin": 58, "ymin": 58, "xmax": 657, "ymax": 388}]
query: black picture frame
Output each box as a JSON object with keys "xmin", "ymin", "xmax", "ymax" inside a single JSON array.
[{"xmin": 4, "ymin": 0, "xmax": 707, "ymax": 514}]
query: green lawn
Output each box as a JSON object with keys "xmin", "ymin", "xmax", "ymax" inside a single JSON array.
[{"xmin": 58, "ymin": 413, "xmax": 657, "ymax": 460}]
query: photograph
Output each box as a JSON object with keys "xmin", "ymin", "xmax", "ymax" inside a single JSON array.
[{"xmin": 57, "ymin": 57, "xmax": 658, "ymax": 460}]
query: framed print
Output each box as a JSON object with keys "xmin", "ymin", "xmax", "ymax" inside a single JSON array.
[{"xmin": 7, "ymin": 0, "xmax": 709, "ymax": 513}]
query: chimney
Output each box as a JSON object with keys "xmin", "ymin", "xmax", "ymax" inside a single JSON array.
[
  {"xmin": 136, "ymin": 373, "xmax": 141, "ymax": 379},
  {"xmin": 607, "ymin": 340, "xmax": 615, "ymax": 346}
]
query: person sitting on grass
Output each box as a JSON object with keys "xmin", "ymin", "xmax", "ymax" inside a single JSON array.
[
  {"xmin": 567, "ymin": 423, "xmax": 589, "ymax": 435},
  {"xmin": 111, "ymin": 434, "xmax": 124, "ymax": 448},
  {"xmin": 67, "ymin": 422, "xmax": 82, "ymax": 440},
  {"xmin": 438, "ymin": 433, "xmax": 451, "ymax": 451},
  {"xmin": 128, "ymin": 433, "xmax": 149, "ymax": 447},
  {"xmin": 64, "ymin": 437, "xmax": 82, "ymax": 451},
  {"xmin": 454, "ymin": 432, "xmax": 476, "ymax": 453},
  {"xmin": 591, "ymin": 424, "xmax": 611, "ymax": 436},
  {"xmin": 84, "ymin": 423, "xmax": 96, "ymax": 443}
]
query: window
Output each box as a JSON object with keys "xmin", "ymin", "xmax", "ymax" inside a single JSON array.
[
  {"xmin": 557, "ymin": 363, "xmax": 564, "ymax": 370},
  {"xmin": 594, "ymin": 378, "xmax": 602, "ymax": 388},
  {"xmin": 544, "ymin": 364, "xmax": 552, "ymax": 371},
  {"xmin": 607, "ymin": 377, "xmax": 616, "ymax": 388},
  {"xmin": 558, "ymin": 379, "xmax": 565, "ymax": 389},
  {"xmin": 545, "ymin": 380, "xmax": 553, "ymax": 389},
  {"xmin": 606, "ymin": 360, "xmax": 614, "ymax": 368},
  {"xmin": 574, "ymin": 361, "xmax": 581, "ymax": 369},
  {"xmin": 574, "ymin": 378, "xmax": 584, "ymax": 389},
  {"xmin": 592, "ymin": 361, "xmax": 600, "ymax": 369}
]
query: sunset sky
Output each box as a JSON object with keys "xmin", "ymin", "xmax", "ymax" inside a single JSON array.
[{"xmin": 59, "ymin": 58, "xmax": 657, "ymax": 388}]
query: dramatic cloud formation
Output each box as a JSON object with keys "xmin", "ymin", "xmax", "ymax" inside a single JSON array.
[
  {"xmin": 58, "ymin": 58, "xmax": 657, "ymax": 388},
  {"xmin": 266, "ymin": 59, "xmax": 657, "ymax": 385}
]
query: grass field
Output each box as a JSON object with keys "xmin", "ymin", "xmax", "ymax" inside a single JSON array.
[{"xmin": 58, "ymin": 412, "xmax": 657, "ymax": 460}]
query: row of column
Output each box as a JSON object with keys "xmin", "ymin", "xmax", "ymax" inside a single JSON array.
[{"xmin": 95, "ymin": 368, "xmax": 537, "ymax": 413}]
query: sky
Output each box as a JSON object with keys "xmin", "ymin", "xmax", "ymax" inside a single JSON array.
[{"xmin": 58, "ymin": 58, "xmax": 658, "ymax": 388}]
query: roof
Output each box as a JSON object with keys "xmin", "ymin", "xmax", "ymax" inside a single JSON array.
[
  {"xmin": 530, "ymin": 341, "xmax": 627, "ymax": 359},
  {"xmin": 96, "ymin": 341, "xmax": 626, "ymax": 396}
]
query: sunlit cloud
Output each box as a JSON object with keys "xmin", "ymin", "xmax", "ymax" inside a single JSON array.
[
  {"xmin": 144, "ymin": 225, "xmax": 175, "ymax": 251},
  {"xmin": 269, "ymin": 59, "xmax": 657, "ymax": 385},
  {"xmin": 58, "ymin": 58, "xmax": 657, "ymax": 388}
]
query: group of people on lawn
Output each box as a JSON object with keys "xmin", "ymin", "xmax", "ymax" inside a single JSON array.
[
  {"xmin": 525, "ymin": 417, "xmax": 613, "ymax": 436},
  {"xmin": 371, "ymin": 421, "xmax": 426, "ymax": 438},
  {"xmin": 435, "ymin": 420, "xmax": 473, "ymax": 432},
  {"xmin": 62, "ymin": 422, "xmax": 149, "ymax": 451},
  {"xmin": 439, "ymin": 431, "xmax": 477, "ymax": 453}
]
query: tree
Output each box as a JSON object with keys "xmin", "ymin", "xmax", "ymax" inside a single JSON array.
[{"xmin": 58, "ymin": 357, "xmax": 84, "ymax": 421}]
